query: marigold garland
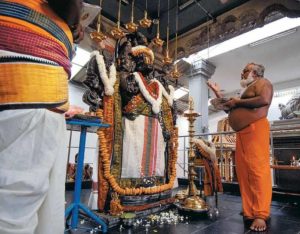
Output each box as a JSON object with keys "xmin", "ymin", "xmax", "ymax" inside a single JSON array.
[
  {"xmin": 95, "ymin": 94, "xmax": 115, "ymax": 210},
  {"xmin": 97, "ymin": 126, "xmax": 178, "ymax": 196}
]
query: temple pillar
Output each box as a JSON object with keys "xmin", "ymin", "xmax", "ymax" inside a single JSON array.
[{"xmin": 188, "ymin": 59, "xmax": 215, "ymax": 135}]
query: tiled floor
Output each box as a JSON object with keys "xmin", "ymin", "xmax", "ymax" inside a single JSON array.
[{"xmin": 65, "ymin": 189, "xmax": 300, "ymax": 234}]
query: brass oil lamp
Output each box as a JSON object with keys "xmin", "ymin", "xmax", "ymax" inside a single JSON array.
[
  {"xmin": 162, "ymin": 0, "xmax": 173, "ymax": 65},
  {"xmin": 151, "ymin": 0, "xmax": 164, "ymax": 47},
  {"xmin": 170, "ymin": 0, "xmax": 181, "ymax": 79},
  {"xmin": 125, "ymin": 0, "xmax": 138, "ymax": 33},
  {"xmin": 170, "ymin": 63, "xmax": 180, "ymax": 79},
  {"xmin": 90, "ymin": 0, "xmax": 107, "ymax": 43},
  {"xmin": 181, "ymin": 97, "xmax": 208, "ymax": 212},
  {"xmin": 111, "ymin": 0, "xmax": 125, "ymax": 39},
  {"xmin": 139, "ymin": 0, "xmax": 152, "ymax": 28},
  {"xmin": 163, "ymin": 28, "xmax": 173, "ymax": 63}
]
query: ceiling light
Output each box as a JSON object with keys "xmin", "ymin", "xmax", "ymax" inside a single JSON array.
[
  {"xmin": 174, "ymin": 87, "xmax": 189, "ymax": 100},
  {"xmin": 249, "ymin": 28, "xmax": 297, "ymax": 47}
]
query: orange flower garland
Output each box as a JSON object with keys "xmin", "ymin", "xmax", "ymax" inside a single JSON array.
[
  {"xmin": 95, "ymin": 94, "xmax": 115, "ymax": 210},
  {"xmin": 97, "ymin": 126, "xmax": 178, "ymax": 196}
]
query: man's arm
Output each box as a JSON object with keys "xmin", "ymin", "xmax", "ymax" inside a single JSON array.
[{"xmin": 206, "ymin": 79, "xmax": 223, "ymax": 98}]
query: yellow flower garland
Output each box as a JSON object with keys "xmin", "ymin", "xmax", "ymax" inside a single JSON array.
[{"xmin": 97, "ymin": 124, "xmax": 178, "ymax": 196}]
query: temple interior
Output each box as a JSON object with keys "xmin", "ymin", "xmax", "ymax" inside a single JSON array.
[
  {"xmin": 61, "ymin": 0, "xmax": 300, "ymax": 233},
  {"xmin": 63, "ymin": 0, "xmax": 300, "ymax": 233},
  {"xmin": 1, "ymin": 0, "xmax": 300, "ymax": 233}
]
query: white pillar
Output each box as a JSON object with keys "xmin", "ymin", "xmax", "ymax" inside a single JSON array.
[{"xmin": 188, "ymin": 59, "xmax": 215, "ymax": 135}]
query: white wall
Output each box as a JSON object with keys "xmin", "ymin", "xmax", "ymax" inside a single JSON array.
[
  {"xmin": 68, "ymin": 83, "xmax": 89, "ymax": 112},
  {"xmin": 67, "ymin": 83, "xmax": 98, "ymax": 166}
]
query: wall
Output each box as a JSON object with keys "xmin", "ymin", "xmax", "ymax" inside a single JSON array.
[{"xmin": 67, "ymin": 83, "xmax": 98, "ymax": 166}]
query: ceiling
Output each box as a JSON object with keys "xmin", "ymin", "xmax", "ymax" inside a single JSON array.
[
  {"xmin": 84, "ymin": 0, "xmax": 249, "ymax": 40},
  {"xmin": 207, "ymin": 24, "xmax": 300, "ymax": 96}
]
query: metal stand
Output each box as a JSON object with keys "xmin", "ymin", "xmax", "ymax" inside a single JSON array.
[{"xmin": 65, "ymin": 119, "xmax": 110, "ymax": 232}]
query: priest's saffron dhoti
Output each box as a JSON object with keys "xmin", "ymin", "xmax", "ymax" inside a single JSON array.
[{"xmin": 235, "ymin": 117, "xmax": 272, "ymax": 220}]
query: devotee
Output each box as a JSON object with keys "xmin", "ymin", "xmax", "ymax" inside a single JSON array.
[
  {"xmin": 207, "ymin": 63, "xmax": 273, "ymax": 232},
  {"xmin": 0, "ymin": 0, "xmax": 83, "ymax": 233}
]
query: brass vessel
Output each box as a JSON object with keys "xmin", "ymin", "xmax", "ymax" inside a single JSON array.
[{"xmin": 183, "ymin": 196, "xmax": 208, "ymax": 210}]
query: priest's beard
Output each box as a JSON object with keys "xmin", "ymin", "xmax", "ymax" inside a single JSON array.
[{"xmin": 240, "ymin": 72, "xmax": 255, "ymax": 88}]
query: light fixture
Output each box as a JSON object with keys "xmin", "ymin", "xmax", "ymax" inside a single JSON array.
[
  {"xmin": 139, "ymin": 0, "xmax": 152, "ymax": 28},
  {"xmin": 111, "ymin": 0, "xmax": 125, "ymax": 39},
  {"xmin": 90, "ymin": 0, "xmax": 107, "ymax": 43},
  {"xmin": 125, "ymin": 0, "xmax": 138, "ymax": 32},
  {"xmin": 151, "ymin": 0, "xmax": 164, "ymax": 47},
  {"xmin": 249, "ymin": 28, "xmax": 297, "ymax": 47},
  {"xmin": 163, "ymin": 0, "xmax": 173, "ymax": 65}
]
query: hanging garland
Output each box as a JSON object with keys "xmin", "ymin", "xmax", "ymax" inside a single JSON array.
[
  {"xmin": 90, "ymin": 50, "xmax": 116, "ymax": 96},
  {"xmin": 132, "ymin": 72, "xmax": 174, "ymax": 114},
  {"xmin": 97, "ymin": 126, "xmax": 178, "ymax": 196}
]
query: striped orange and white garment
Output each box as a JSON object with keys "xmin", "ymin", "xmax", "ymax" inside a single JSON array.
[
  {"xmin": 0, "ymin": 0, "xmax": 73, "ymax": 112},
  {"xmin": 121, "ymin": 115, "xmax": 166, "ymax": 178}
]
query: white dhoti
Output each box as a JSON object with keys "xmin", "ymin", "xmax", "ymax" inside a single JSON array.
[
  {"xmin": 0, "ymin": 109, "xmax": 68, "ymax": 234},
  {"xmin": 121, "ymin": 115, "xmax": 166, "ymax": 178}
]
